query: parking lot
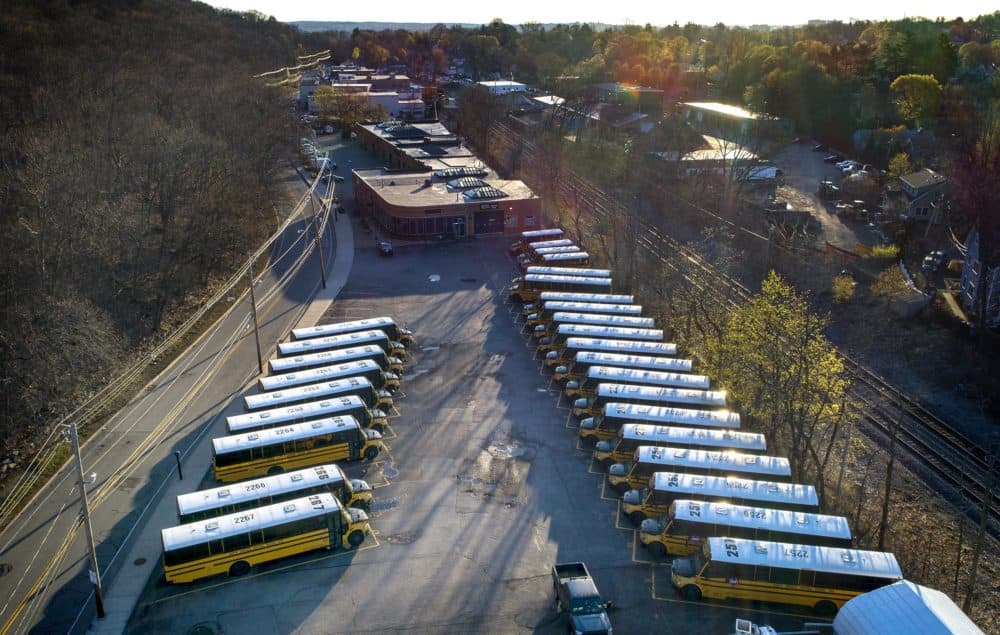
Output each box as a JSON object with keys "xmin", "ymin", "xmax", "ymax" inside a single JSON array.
[{"xmin": 126, "ymin": 147, "xmax": 824, "ymax": 635}]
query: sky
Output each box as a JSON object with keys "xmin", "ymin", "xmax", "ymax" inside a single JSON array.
[{"xmin": 206, "ymin": 0, "xmax": 998, "ymax": 27}]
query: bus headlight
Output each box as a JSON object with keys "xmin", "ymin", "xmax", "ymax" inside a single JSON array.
[
  {"xmin": 608, "ymin": 463, "xmax": 626, "ymax": 476},
  {"xmin": 580, "ymin": 417, "xmax": 596, "ymax": 429},
  {"xmin": 594, "ymin": 440, "xmax": 611, "ymax": 452}
]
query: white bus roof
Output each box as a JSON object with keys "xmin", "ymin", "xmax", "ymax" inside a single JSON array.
[
  {"xmin": 705, "ymin": 537, "xmax": 902, "ymax": 579},
  {"xmin": 670, "ymin": 499, "xmax": 851, "ymax": 540},
  {"xmin": 526, "ymin": 266, "xmax": 611, "ymax": 278},
  {"xmin": 212, "ymin": 415, "xmax": 361, "ymax": 456},
  {"xmin": 520, "ymin": 229, "xmax": 564, "ymax": 240},
  {"xmin": 557, "ymin": 325, "xmax": 662, "ymax": 340},
  {"xmin": 596, "ymin": 383, "xmax": 726, "ymax": 408},
  {"xmin": 543, "ymin": 302, "xmax": 642, "ymax": 315},
  {"xmin": 589, "ymin": 366, "xmax": 709, "ymax": 390},
  {"xmin": 551, "ymin": 313, "xmax": 655, "ymax": 329},
  {"xmin": 292, "ymin": 316, "xmax": 398, "ymax": 340},
  {"xmin": 177, "ymin": 464, "xmax": 346, "ymax": 517},
  {"xmin": 163, "ymin": 493, "xmax": 341, "ymax": 552},
  {"xmin": 604, "ymin": 402, "xmax": 741, "ymax": 428},
  {"xmin": 259, "ymin": 359, "xmax": 382, "ymax": 392},
  {"xmin": 532, "ymin": 246, "xmax": 582, "ymax": 255},
  {"xmin": 540, "ymin": 252, "xmax": 589, "ymax": 262},
  {"xmin": 575, "ymin": 351, "xmax": 690, "ymax": 372},
  {"xmin": 227, "ymin": 395, "xmax": 366, "ymax": 433},
  {"xmin": 245, "ymin": 376, "xmax": 374, "ymax": 410},
  {"xmin": 268, "ymin": 344, "xmax": 388, "ymax": 373},
  {"xmin": 279, "ymin": 329, "xmax": 390, "ymax": 356},
  {"xmin": 650, "ymin": 472, "xmax": 817, "ymax": 507},
  {"xmin": 620, "ymin": 424, "xmax": 765, "ymax": 452},
  {"xmin": 528, "ymin": 239, "xmax": 574, "ymax": 250},
  {"xmin": 634, "ymin": 445, "xmax": 791, "ymax": 479},
  {"xmin": 834, "ymin": 580, "xmax": 985, "ymax": 635},
  {"xmin": 565, "ymin": 338, "xmax": 679, "ymax": 357},
  {"xmin": 539, "ymin": 292, "xmax": 634, "ymax": 303},
  {"xmin": 524, "ymin": 275, "xmax": 613, "ymax": 288}
]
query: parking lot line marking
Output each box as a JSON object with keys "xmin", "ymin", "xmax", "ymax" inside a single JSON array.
[
  {"xmin": 632, "ymin": 531, "xmax": 654, "ymax": 564},
  {"xmin": 586, "ymin": 453, "xmax": 603, "ymax": 471},
  {"xmin": 564, "ymin": 411, "xmax": 579, "ymax": 428},
  {"xmin": 600, "ymin": 476, "xmax": 620, "ymax": 501}
]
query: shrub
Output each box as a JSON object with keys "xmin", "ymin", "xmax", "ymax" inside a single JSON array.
[
  {"xmin": 870, "ymin": 244, "xmax": 901, "ymax": 259},
  {"xmin": 832, "ymin": 275, "xmax": 856, "ymax": 303}
]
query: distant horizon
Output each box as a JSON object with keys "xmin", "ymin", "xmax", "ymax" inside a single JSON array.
[{"xmin": 206, "ymin": 0, "xmax": 998, "ymax": 28}]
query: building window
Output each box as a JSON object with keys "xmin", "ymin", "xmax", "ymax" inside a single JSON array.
[
  {"xmin": 505, "ymin": 212, "xmax": 516, "ymax": 227},
  {"xmin": 524, "ymin": 215, "xmax": 537, "ymax": 227}
]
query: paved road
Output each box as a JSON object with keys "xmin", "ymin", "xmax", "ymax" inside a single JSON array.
[
  {"xmin": 125, "ymin": 230, "xmax": 823, "ymax": 634},
  {"xmin": 0, "ymin": 161, "xmax": 334, "ymax": 634},
  {"xmin": 772, "ymin": 143, "xmax": 877, "ymax": 250}
]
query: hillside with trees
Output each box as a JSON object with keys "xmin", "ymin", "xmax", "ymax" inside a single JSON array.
[{"xmin": 0, "ymin": 1, "xmax": 303, "ymax": 468}]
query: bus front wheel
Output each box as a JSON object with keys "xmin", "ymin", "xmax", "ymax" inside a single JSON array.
[
  {"xmin": 364, "ymin": 446, "xmax": 379, "ymax": 461},
  {"xmin": 347, "ymin": 530, "xmax": 365, "ymax": 547},
  {"xmin": 814, "ymin": 600, "xmax": 837, "ymax": 616},
  {"xmin": 372, "ymin": 423, "xmax": 386, "ymax": 435},
  {"xmin": 681, "ymin": 585, "xmax": 701, "ymax": 602},
  {"xmin": 646, "ymin": 542, "xmax": 666, "ymax": 558},
  {"xmin": 266, "ymin": 466, "xmax": 284, "ymax": 476},
  {"xmin": 229, "ymin": 560, "xmax": 251, "ymax": 577}
]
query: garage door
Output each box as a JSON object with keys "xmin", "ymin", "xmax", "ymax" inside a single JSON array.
[{"xmin": 473, "ymin": 210, "xmax": 503, "ymax": 235}]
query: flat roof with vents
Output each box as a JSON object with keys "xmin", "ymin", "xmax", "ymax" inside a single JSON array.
[{"xmin": 434, "ymin": 166, "xmax": 488, "ymax": 178}]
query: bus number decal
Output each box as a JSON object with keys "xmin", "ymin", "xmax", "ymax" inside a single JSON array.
[
  {"xmin": 666, "ymin": 474, "xmax": 680, "ymax": 487},
  {"xmin": 244, "ymin": 482, "xmax": 266, "ymax": 492},
  {"xmin": 234, "ymin": 513, "xmax": 254, "ymax": 524},
  {"xmin": 783, "ymin": 548, "xmax": 808, "ymax": 559},
  {"xmin": 724, "ymin": 539, "xmax": 740, "ymax": 557}
]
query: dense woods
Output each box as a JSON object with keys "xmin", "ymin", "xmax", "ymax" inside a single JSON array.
[{"xmin": 0, "ymin": 1, "xmax": 301, "ymax": 460}]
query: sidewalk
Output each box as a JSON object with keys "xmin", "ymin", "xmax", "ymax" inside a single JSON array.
[{"xmin": 89, "ymin": 199, "xmax": 354, "ymax": 634}]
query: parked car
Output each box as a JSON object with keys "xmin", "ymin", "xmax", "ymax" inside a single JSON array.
[
  {"xmin": 823, "ymin": 154, "xmax": 843, "ymax": 163},
  {"xmin": 922, "ymin": 250, "xmax": 945, "ymax": 271},
  {"xmin": 332, "ymin": 174, "xmax": 345, "ymax": 183},
  {"xmin": 812, "ymin": 143, "xmax": 828, "ymax": 152},
  {"xmin": 377, "ymin": 240, "xmax": 394, "ymax": 256}
]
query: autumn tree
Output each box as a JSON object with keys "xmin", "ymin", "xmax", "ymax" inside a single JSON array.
[
  {"xmin": 705, "ymin": 271, "xmax": 849, "ymax": 502},
  {"xmin": 890, "ymin": 73, "xmax": 943, "ymax": 129},
  {"xmin": 311, "ymin": 85, "xmax": 386, "ymax": 131}
]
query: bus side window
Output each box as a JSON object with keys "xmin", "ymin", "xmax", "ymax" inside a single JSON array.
[
  {"xmin": 735, "ymin": 564, "xmax": 755, "ymax": 581},
  {"xmin": 208, "ymin": 539, "xmax": 225, "ymax": 556},
  {"xmin": 223, "ymin": 532, "xmax": 251, "ymax": 552},
  {"xmin": 769, "ymin": 566, "xmax": 799, "ymax": 586},
  {"xmin": 704, "ymin": 561, "xmax": 729, "ymax": 579}
]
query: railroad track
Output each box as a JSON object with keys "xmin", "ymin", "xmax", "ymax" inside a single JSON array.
[{"xmin": 491, "ymin": 120, "xmax": 999, "ymax": 532}]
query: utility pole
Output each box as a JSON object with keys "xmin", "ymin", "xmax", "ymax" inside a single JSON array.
[
  {"xmin": 311, "ymin": 194, "xmax": 327, "ymax": 289},
  {"xmin": 963, "ymin": 443, "xmax": 997, "ymax": 614},
  {"xmin": 66, "ymin": 423, "xmax": 105, "ymax": 619},
  {"xmin": 247, "ymin": 254, "xmax": 264, "ymax": 374},
  {"xmin": 877, "ymin": 406, "xmax": 904, "ymax": 551}
]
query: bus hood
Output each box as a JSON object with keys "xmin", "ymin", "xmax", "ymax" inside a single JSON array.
[
  {"xmin": 622, "ymin": 488, "xmax": 642, "ymax": 504},
  {"xmin": 523, "ymin": 303, "xmax": 537, "ymax": 312},
  {"xmin": 573, "ymin": 398, "xmax": 589, "ymax": 409},
  {"xmin": 640, "ymin": 518, "xmax": 663, "ymax": 534},
  {"xmin": 579, "ymin": 417, "xmax": 596, "ymax": 430},
  {"xmin": 671, "ymin": 556, "xmax": 697, "ymax": 578},
  {"xmin": 538, "ymin": 336, "xmax": 552, "ymax": 345},
  {"xmin": 533, "ymin": 325, "xmax": 546, "ymax": 333},
  {"xmin": 377, "ymin": 389, "xmax": 392, "ymax": 399},
  {"xmin": 594, "ymin": 440, "xmax": 612, "ymax": 453},
  {"xmin": 563, "ymin": 376, "xmax": 578, "ymax": 387},
  {"xmin": 608, "ymin": 462, "xmax": 627, "ymax": 476},
  {"xmin": 385, "ymin": 371, "xmax": 400, "ymax": 381},
  {"xmin": 364, "ymin": 429, "xmax": 383, "ymax": 441},
  {"xmin": 545, "ymin": 351, "xmax": 559, "ymax": 360},
  {"xmin": 389, "ymin": 356, "xmax": 404, "ymax": 366},
  {"xmin": 347, "ymin": 507, "xmax": 369, "ymax": 523},
  {"xmin": 526, "ymin": 312, "xmax": 539, "ymax": 320},
  {"xmin": 350, "ymin": 478, "xmax": 372, "ymax": 493}
]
